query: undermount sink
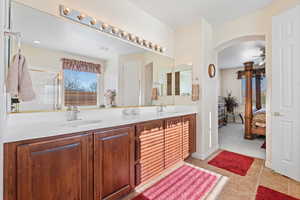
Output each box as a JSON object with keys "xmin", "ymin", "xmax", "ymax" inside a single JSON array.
[
  {"xmin": 61, "ymin": 119, "xmax": 102, "ymax": 128},
  {"xmin": 157, "ymin": 111, "xmax": 179, "ymax": 115}
]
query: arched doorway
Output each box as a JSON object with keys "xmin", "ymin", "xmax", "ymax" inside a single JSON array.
[{"xmin": 215, "ymin": 35, "xmax": 267, "ymax": 159}]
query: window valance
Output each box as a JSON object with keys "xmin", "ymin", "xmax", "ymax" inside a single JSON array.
[{"xmin": 62, "ymin": 58, "xmax": 102, "ymax": 73}]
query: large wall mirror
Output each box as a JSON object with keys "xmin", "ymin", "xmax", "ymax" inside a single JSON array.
[{"xmin": 7, "ymin": 1, "xmax": 177, "ymax": 112}]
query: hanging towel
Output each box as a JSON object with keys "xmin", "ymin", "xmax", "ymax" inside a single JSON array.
[
  {"xmin": 192, "ymin": 84, "xmax": 199, "ymax": 101},
  {"xmin": 6, "ymin": 54, "xmax": 35, "ymax": 101}
]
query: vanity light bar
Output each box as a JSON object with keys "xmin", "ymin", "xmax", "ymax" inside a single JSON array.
[{"xmin": 59, "ymin": 5, "xmax": 166, "ymax": 53}]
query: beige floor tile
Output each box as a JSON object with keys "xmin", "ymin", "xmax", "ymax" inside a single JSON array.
[
  {"xmin": 289, "ymin": 179, "xmax": 300, "ymax": 198},
  {"xmin": 228, "ymin": 176, "xmax": 259, "ymax": 194},
  {"xmin": 259, "ymin": 167, "xmax": 289, "ymax": 194},
  {"xmin": 123, "ymin": 155, "xmax": 300, "ymax": 200},
  {"xmin": 218, "ymin": 189, "xmax": 255, "ymax": 200}
]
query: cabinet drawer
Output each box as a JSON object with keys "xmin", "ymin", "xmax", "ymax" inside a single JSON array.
[{"xmin": 136, "ymin": 120, "xmax": 164, "ymax": 136}]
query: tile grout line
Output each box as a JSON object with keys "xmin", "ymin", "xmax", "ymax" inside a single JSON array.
[{"xmin": 251, "ymin": 160, "xmax": 265, "ymax": 200}]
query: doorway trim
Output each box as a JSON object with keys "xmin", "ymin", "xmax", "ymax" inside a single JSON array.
[{"xmin": 214, "ymin": 34, "xmax": 268, "ymax": 163}]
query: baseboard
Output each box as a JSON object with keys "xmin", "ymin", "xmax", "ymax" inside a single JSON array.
[
  {"xmin": 191, "ymin": 152, "xmax": 203, "ymax": 160},
  {"xmin": 192, "ymin": 145, "xmax": 219, "ymax": 160}
]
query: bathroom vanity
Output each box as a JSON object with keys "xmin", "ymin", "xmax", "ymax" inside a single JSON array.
[
  {"xmin": 3, "ymin": 2, "xmax": 198, "ymax": 200},
  {"xmin": 4, "ymin": 112, "xmax": 196, "ymax": 200}
]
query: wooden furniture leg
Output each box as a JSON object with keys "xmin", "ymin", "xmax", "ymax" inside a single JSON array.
[
  {"xmin": 255, "ymin": 74, "xmax": 262, "ymax": 110},
  {"xmin": 244, "ymin": 62, "xmax": 254, "ymax": 140},
  {"xmin": 239, "ymin": 113, "xmax": 244, "ymax": 124}
]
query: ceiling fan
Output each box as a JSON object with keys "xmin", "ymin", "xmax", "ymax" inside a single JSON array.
[{"xmin": 253, "ymin": 47, "xmax": 266, "ymax": 66}]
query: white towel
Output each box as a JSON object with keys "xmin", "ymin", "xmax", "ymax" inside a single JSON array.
[{"xmin": 6, "ymin": 54, "xmax": 35, "ymax": 101}]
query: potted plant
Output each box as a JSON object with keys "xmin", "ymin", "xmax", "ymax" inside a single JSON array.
[{"xmin": 224, "ymin": 93, "xmax": 238, "ymax": 114}]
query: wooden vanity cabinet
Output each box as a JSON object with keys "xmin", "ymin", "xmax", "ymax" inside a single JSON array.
[
  {"xmin": 4, "ymin": 115, "xmax": 196, "ymax": 200},
  {"xmin": 7, "ymin": 134, "xmax": 92, "ymax": 200},
  {"xmin": 183, "ymin": 114, "xmax": 197, "ymax": 157},
  {"xmin": 135, "ymin": 114, "xmax": 197, "ymax": 185},
  {"xmin": 94, "ymin": 126, "xmax": 135, "ymax": 200}
]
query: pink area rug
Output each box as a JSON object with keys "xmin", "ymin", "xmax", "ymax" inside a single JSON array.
[{"xmin": 132, "ymin": 165, "xmax": 221, "ymax": 200}]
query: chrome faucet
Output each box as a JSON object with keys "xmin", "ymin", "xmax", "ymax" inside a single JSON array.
[
  {"xmin": 66, "ymin": 105, "xmax": 80, "ymax": 121},
  {"xmin": 157, "ymin": 103, "xmax": 167, "ymax": 113}
]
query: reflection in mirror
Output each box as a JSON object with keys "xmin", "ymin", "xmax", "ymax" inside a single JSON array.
[
  {"xmin": 175, "ymin": 71, "xmax": 180, "ymax": 95},
  {"xmin": 21, "ymin": 69, "xmax": 61, "ymax": 111},
  {"xmin": 119, "ymin": 52, "xmax": 174, "ymax": 106},
  {"xmin": 8, "ymin": 1, "xmax": 175, "ymax": 112},
  {"xmin": 157, "ymin": 66, "xmax": 173, "ymax": 97},
  {"xmin": 167, "ymin": 73, "xmax": 172, "ymax": 96},
  {"xmin": 174, "ymin": 65, "xmax": 193, "ymax": 96}
]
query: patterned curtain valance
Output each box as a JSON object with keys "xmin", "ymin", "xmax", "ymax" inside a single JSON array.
[{"xmin": 61, "ymin": 58, "xmax": 102, "ymax": 73}]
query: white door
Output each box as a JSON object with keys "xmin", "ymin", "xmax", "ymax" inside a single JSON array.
[
  {"xmin": 122, "ymin": 61, "xmax": 141, "ymax": 106},
  {"xmin": 272, "ymin": 6, "xmax": 300, "ymax": 181},
  {"xmin": 144, "ymin": 63, "xmax": 153, "ymax": 106}
]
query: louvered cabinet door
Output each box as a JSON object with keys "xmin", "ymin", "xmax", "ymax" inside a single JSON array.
[
  {"xmin": 16, "ymin": 134, "xmax": 91, "ymax": 200},
  {"xmin": 136, "ymin": 120, "xmax": 164, "ymax": 185},
  {"xmin": 182, "ymin": 114, "xmax": 196, "ymax": 159},
  {"xmin": 164, "ymin": 117, "xmax": 183, "ymax": 169}
]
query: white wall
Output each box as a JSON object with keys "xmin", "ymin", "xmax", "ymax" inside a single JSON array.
[
  {"xmin": 103, "ymin": 54, "xmax": 119, "ymax": 97},
  {"xmin": 199, "ymin": 19, "xmax": 219, "ymax": 159},
  {"xmin": 214, "ymin": 0, "xmax": 300, "ymax": 168},
  {"xmin": 0, "ymin": 0, "xmax": 9, "ymax": 198},
  {"xmin": 174, "ymin": 23, "xmax": 203, "ymax": 157},
  {"xmin": 174, "ymin": 23, "xmax": 202, "ymax": 77},
  {"xmin": 119, "ymin": 52, "xmax": 175, "ymax": 106},
  {"xmin": 14, "ymin": 0, "xmax": 175, "ymax": 58},
  {"xmin": 20, "ymin": 43, "xmax": 106, "ymax": 73},
  {"xmin": 220, "ymin": 67, "xmax": 244, "ymax": 113},
  {"xmin": 174, "ymin": 24, "xmax": 202, "ymax": 106},
  {"xmin": 0, "ymin": 0, "xmax": 7, "ymax": 136},
  {"xmin": 174, "ymin": 19, "xmax": 219, "ymax": 159}
]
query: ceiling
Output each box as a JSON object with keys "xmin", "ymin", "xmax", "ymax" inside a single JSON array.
[
  {"xmin": 11, "ymin": 2, "xmax": 145, "ymax": 60},
  {"xmin": 128, "ymin": 0, "xmax": 274, "ymax": 28},
  {"xmin": 218, "ymin": 40, "xmax": 265, "ymax": 69}
]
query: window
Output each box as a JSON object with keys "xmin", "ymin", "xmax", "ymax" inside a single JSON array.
[
  {"xmin": 241, "ymin": 77, "xmax": 266, "ymax": 108},
  {"xmin": 64, "ymin": 69, "xmax": 98, "ymax": 106}
]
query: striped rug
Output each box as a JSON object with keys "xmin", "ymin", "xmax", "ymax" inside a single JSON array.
[{"xmin": 131, "ymin": 163, "xmax": 228, "ymax": 200}]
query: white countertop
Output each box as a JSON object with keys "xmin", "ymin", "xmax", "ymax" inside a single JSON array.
[{"xmin": 4, "ymin": 105, "xmax": 198, "ymax": 143}]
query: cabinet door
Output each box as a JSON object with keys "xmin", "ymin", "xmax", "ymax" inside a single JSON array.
[
  {"xmin": 94, "ymin": 126, "xmax": 135, "ymax": 200},
  {"xmin": 182, "ymin": 115, "xmax": 196, "ymax": 159},
  {"xmin": 165, "ymin": 117, "xmax": 183, "ymax": 169},
  {"xmin": 136, "ymin": 120, "xmax": 164, "ymax": 185},
  {"xmin": 16, "ymin": 134, "xmax": 91, "ymax": 200}
]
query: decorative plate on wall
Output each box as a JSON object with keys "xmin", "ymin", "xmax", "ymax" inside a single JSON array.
[{"xmin": 208, "ymin": 64, "xmax": 216, "ymax": 78}]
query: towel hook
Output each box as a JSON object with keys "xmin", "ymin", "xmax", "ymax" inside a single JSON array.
[{"xmin": 4, "ymin": 30, "xmax": 22, "ymax": 53}]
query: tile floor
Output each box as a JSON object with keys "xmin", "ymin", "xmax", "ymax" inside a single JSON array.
[
  {"xmin": 124, "ymin": 151, "xmax": 300, "ymax": 199},
  {"xmin": 186, "ymin": 150, "xmax": 300, "ymax": 200},
  {"xmin": 219, "ymin": 123, "xmax": 266, "ymax": 159}
]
